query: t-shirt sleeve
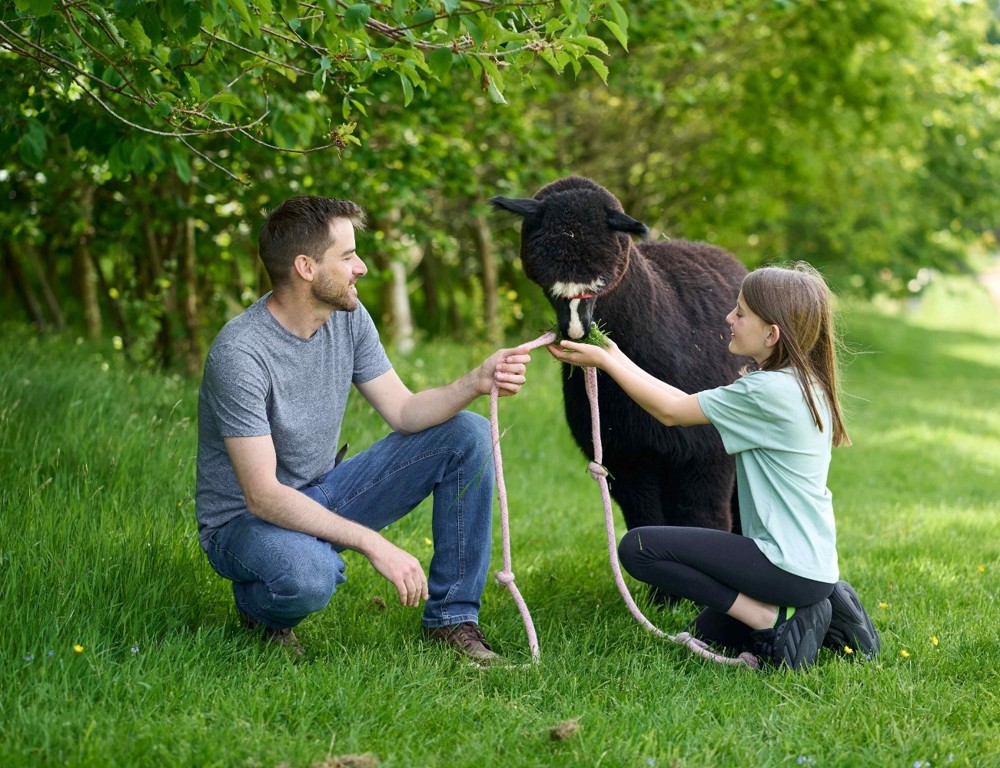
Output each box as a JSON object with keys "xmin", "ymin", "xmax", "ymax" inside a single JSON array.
[
  {"xmin": 202, "ymin": 342, "xmax": 272, "ymax": 438},
  {"xmin": 697, "ymin": 376, "xmax": 771, "ymax": 455},
  {"xmin": 351, "ymin": 303, "xmax": 392, "ymax": 385}
]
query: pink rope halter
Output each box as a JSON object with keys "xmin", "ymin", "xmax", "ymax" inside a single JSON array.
[{"xmin": 490, "ymin": 331, "xmax": 759, "ymax": 669}]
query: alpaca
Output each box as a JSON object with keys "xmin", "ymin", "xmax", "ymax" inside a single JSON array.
[{"xmin": 492, "ymin": 176, "xmax": 749, "ymax": 535}]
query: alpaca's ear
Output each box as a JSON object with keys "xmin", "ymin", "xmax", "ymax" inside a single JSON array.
[
  {"xmin": 608, "ymin": 210, "xmax": 649, "ymax": 239},
  {"xmin": 490, "ymin": 196, "xmax": 542, "ymax": 219}
]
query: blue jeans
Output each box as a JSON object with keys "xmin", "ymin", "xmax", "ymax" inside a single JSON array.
[{"xmin": 203, "ymin": 411, "xmax": 495, "ymax": 630}]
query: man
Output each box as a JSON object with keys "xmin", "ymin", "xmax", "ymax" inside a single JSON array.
[{"xmin": 195, "ymin": 196, "xmax": 533, "ymax": 662}]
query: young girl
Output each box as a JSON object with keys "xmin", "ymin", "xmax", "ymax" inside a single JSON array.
[{"xmin": 548, "ymin": 262, "xmax": 879, "ymax": 669}]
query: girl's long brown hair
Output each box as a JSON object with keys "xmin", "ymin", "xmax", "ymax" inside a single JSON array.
[{"xmin": 740, "ymin": 262, "xmax": 851, "ymax": 447}]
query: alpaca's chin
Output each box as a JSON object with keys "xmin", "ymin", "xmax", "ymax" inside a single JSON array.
[{"xmin": 554, "ymin": 296, "xmax": 595, "ymax": 342}]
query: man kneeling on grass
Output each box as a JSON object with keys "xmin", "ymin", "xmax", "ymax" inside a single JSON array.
[{"xmin": 195, "ymin": 196, "xmax": 533, "ymax": 661}]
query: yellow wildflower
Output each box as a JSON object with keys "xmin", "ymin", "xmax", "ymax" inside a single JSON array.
[
  {"xmin": 930, "ymin": 636, "xmax": 939, "ymax": 646},
  {"xmin": 977, "ymin": 565, "xmax": 986, "ymax": 574},
  {"xmin": 73, "ymin": 644, "xmax": 84, "ymax": 653},
  {"xmin": 900, "ymin": 649, "xmax": 910, "ymax": 658},
  {"xmin": 844, "ymin": 646, "xmax": 854, "ymax": 655},
  {"xmin": 878, "ymin": 601, "xmax": 890, "ymax": 609}
]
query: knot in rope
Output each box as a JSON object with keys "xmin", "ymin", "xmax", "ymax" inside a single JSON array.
[
  {"xmin": 588, "ymin": 461, "xmax": 608, "ymax": 480},
  {"xmin": 495, "ymin": 570, "xmax": 516, "ymax": 586}
]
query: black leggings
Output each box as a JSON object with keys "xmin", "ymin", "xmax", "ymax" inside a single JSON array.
[{"xmin": 618, "ymin": 526, "xmax": 834, "ymax": 652}]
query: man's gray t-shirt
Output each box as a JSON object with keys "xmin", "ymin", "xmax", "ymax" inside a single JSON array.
[
  {"xmin": 697, "ymin": 368, "xmax": 839, "ymax": 583},
  {"xmin": 195, "ymin": 294, "xmax": 391, "ymax": 548}
]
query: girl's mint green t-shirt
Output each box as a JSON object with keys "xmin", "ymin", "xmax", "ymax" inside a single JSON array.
[{"xmin": 697, "ymin": 369, "xmax": 839, "ymax": 583}]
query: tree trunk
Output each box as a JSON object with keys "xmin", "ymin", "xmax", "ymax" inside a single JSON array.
[
  {"xmin": 368, "ymin": 209, "xmax": 417, "ymax": 352},
  {"xmin": 416, "ymin": 240, "xmax": 442, "ymax": 333},
  {"xmin": 74, "ymin": 184, "xmax": 102, "ymax": 337},
  {"xmin": 23, "ymin": 241, "xmax": 66, "ymax": 330},
  {"xmin": 389, "ymin": 259, "xmax": 415, "ymax": 353},
  {"xmin": 2, "ymin": 242, "xmax": 47, "ymax": 330},
  {"xmin": 89, "ymin": 239, "xmax": 132, "ymax": 355},
  {"xmin": 471, "ymin": 212, "xmax": 501, "ymax": 344},
  {"xmin": 179, "ymin": 209, "xmax": 203, "ymax": 374}
]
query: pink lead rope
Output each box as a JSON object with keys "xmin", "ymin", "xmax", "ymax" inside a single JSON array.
[{"xmin": 490, "ymin": 332, "xmax": 759, "ymax": 669}]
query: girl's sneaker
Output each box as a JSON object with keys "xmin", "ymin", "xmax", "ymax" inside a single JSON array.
[
  {"xmin": 751, "ymin": 599, "xmax": 832, "ymax": 670},
  {"xmin": 823, "ymin": 580, "xmax": 880, "ymax": 659}
]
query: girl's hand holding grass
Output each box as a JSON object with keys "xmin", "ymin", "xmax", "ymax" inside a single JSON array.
[{"xmin": 548, "ymin": 338, "xmax": 619, "ymax": 370}]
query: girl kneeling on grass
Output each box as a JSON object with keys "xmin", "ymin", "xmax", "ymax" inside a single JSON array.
[{"xmin": 547, "ymin": 262, "xmax": 879, "ymax": 670}]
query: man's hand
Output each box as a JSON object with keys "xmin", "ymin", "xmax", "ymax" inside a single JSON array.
[
  {"xmin": 478, "ymin": 347, "xmax": 532, "ymax": 397},
  {"xmin": 365, "ymin": 536, "xmax": 429, "ymax": 607}
]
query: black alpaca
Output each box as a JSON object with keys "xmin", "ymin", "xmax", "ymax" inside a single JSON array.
[{"xmin": 492, "ymin": 176, "xmax": 749, "ymax": 535}]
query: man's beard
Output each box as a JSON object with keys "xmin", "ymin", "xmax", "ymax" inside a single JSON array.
[{"xmin": 312, "ymin": 273, "xmax": 358, "ymax": 311}]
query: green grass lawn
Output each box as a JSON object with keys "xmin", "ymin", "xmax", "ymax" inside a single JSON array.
[{"xmin": 2, "ymin": 274, "xmax": 998, "ymax": 767}]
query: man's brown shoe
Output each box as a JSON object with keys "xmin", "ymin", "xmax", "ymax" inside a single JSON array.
[
  {"xmin": 425, "ymin": 622, "xmax": 499, "ymax": 663},
  {"xmin": 238, "ymin": 608, "xmax": 304, "ymax": 656}
]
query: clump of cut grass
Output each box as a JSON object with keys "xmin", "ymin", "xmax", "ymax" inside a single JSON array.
[{"xmin": 547, "ymin": 319, "xmax": 612, "ymax": 347}]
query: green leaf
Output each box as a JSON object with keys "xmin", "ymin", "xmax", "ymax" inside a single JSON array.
[
  {"xmin": 129, "ymin": 142, "xmax": 151, "ymax": 173},
  {"xmin": 113, "ymin": 0, "xmax": 144, "ymax": 16},
  {"xmin": 427, "ymin": 47, "xmax": 453, "ymax": 78},
  {"xmin": 461, "ymin": 14, "xmax": 483, "ymax": 45},
  {"xmin": 606, "ymin": 0, "xmax": 629, "ymax": 35},
  {"xmin": 208, "ymin": 93, "xmax": 245, "ymax": 108},
  {"xmin": 410, "ymin": 8, "xmax": 436, "ymax": 27},
  {"xmin": 118, "ymin": 18, "xmax": 153, "ymax": 53},
  {"xmin": 485, "ymin": 76, "xmax": 507, "ymax": 105},
  {"xmin": 226, "ymin": 0, "xmax": 259, "ymax": 36},
  {"xmin": 600, "ymin": 19, "xmax": 628, "ymax": 52},
  {"xmin": 18, "ymin": 118, "xmax": 46, "ymax": 166},
  {"xmin": 344, "ymin": 4, "xmax": 371, "ymax": 32},
  {"xmin": 563, "ymin": 35, "xmax": 609, "ymax": 55},
  {"xmin": 481, "ymin": 60, "xmax": 506, "ymax": 105},
  {"xmin": 583, "ymin": 54, "xmax": 608, "ymax": 83},
  {"xmin": 15, "ymin": 0, "xmax": 55, "ymax": 16},
  {"xmin": 399, "ymin": 72, "xmax": 414, "ymax": 106},
  {"xmin": 171, "ymin": 150, "xmax": 192, "ymax": 184}
]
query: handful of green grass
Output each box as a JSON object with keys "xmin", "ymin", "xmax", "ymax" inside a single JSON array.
[{"xmin": 548, "ymin": 319, "xmax": 612, "ymax": 347}]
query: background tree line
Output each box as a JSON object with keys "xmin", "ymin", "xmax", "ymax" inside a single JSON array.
[{"xmin": 2, "ymin": 0, "xmax": 997, "ymax": 372}]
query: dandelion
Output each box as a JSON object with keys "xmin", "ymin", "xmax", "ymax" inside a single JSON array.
[
  {"xmin": 73, "ymin": 644, "xmax": 84, "ymax": 653},
  {"xmin": 930, "ymin": 636, "xmax": 939, "ymax": 646},
  {"xmin": 900, "ymin": 649, "xmax": 910, "ymax": 658},
  {"xmin": 977, "ymin": 565, "xmax": 986, "ymax": 574},
  {"xmin": 844, "ymin": 645, "xmax": 854, "ymax": 655},
  {"xmin": 878, "ymin": 601, "xmax": 890, "ymax": 609}
]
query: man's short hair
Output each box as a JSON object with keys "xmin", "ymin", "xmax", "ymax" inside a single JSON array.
[{"xmin": 258, "ymin": 196, "xmax": 367, "ymax": 288}]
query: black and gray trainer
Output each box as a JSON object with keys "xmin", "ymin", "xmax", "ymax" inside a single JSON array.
[
  {"xmin": 751, "ymin": 599, "xmax": 832, "ymax": 671},
  {"xmin": 823, "ymin": 580, "xmax": 880, "ymax": 659}
]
